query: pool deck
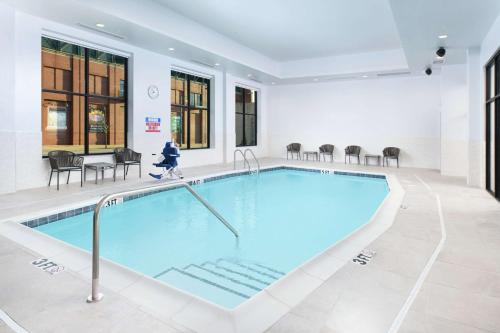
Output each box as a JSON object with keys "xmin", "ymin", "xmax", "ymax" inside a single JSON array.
[{"xmin": 1, "ymin": 158, "xmax": 499, "ymax": 333}]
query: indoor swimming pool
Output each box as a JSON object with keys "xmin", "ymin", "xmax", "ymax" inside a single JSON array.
[{"xmin": 32, "ymin": 167, "xmax": 389, "ymax": 308}]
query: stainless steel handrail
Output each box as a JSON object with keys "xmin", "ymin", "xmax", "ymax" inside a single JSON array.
[
  {"xmin": 244, "ymin": 149, "xmax": 260, "ymax": 173},
  {"xmin": 234, "ymin": 149, "xmax": 250, "ymax": 171},
  {"xmin": 86, "ymin": 181, "xmax": 239, "ymax": 303}
]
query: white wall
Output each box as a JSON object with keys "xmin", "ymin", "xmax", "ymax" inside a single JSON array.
[
  {"xmin": 440, "ymin": 64, "xmax": 469, "ymax": 177},
  {"xmin": 466, "ymin": 48, "xmax": 483, "ymax": 187},
  {"xmin": 0, "ymin": 3, "xmax": 16, "ymax": 194},
  {"xmin": 267, "ymin": 76, "xmax": 442, "ymax": 169},
  {"xmin": 0, "ymin": 5, "xmax": 269, "ymax": 194}
]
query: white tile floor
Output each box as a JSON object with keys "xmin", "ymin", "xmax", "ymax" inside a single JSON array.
[{"xmin": 0, "ymin": 158, "xmax": 499, "ymax": 333}]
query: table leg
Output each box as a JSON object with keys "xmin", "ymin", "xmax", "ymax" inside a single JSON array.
[
  {"xmin": 95, "ymin": 168, "xmax": 98, "ymax": 184},
  {"xmin": 102, "ymin": 168, "xmax": 104, "ymax": 183}
]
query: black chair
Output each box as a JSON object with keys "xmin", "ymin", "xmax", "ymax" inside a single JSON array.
[
  {"xmin": 319, "ymin": 144, "xmax": 335, "ymax": 162},
  {"xmin": 344, "ymin": 145, "xmax": 361, "ymax": 164},
  {"xmin": 48, "ymin": 150, "xmax": 84, "ymax": 190},
  {"xmin": 114, "ymin": 148, "xmax": 142, "ymax": 180},
  {"xmin": 286, "ymin": 143, "xmax": 302, "ymax": 160},
  {"xmin": 383, "ymin": 147, "xmax": 400, "ymax": 168}
]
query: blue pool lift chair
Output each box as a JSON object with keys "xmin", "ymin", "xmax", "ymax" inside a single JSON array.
[{"xmin": 149, "ymin": 141, "xmax": 183, "ymax": 180}]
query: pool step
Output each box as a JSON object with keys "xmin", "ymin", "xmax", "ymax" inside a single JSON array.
[
  {"xmin": 155, "ymin": 268, "xmax": 249, "ymax": 308},
  {"xmin": 183, "ymin": 264, "xmax": 262, "ymax": 295},
  {"xmin": 215, "ymin": 259, "xmax": 282, "ymax": 280},
  {"xmin": 154, "ymin": 259, "xmax": 284, "ymax": 308},
  {"xmin": 202, "ymin": 261, "xmax": 272, "ymax": 287}
]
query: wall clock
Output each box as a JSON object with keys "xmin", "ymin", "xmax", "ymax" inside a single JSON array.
[{"xmin": 148, "ymin": 85, "xmax": 159, "ymax": 99}]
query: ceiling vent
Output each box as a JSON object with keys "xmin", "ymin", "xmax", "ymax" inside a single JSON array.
[
  {"xmin": 248, "ymin": 77, "xmax": 263, "ymax": 83},
  {"xmin": 76, "ymin": 23, "xmax": 125, "ymax": 40},
  {"xmin": 377, "ymin": 71, "xmax": 411, "ymax": 77},
  {"xmin": 190, "ymin": 59, "xmax": 216, "ymax": 68},
  {"xmin": 323, "ymin": 76, "xmax": 357, "ymax": 81}
]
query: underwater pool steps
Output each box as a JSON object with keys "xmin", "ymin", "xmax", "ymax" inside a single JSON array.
[
  {"xmin": 184, "ymin": 264, "xmax": 262, "ymax": 291},
  {"xmin": 153, "ymin": 259, "xmax": 283, "ymax": 306},
  {"xmin": 216, "ymin": 259, "xmax": 282, "ymax": 280},
  {"xmin": 202, "ymin": 262, "xmax": 272, "ymax": 286},
  {"xmin": 158, "ymin": 268, "xmax": 251, "ymax": 300}
]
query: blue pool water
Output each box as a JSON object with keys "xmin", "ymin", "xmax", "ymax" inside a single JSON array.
[{"xmin": 36, "ymin": 169, "xmax": 388, "ymax": 308}]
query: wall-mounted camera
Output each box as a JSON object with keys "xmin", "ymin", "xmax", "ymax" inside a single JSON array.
[
  {"xmin": 436, "ymin": 47, "xmax": 446, "ymax": 58},
  {"xmin": 425, "ymin": 67, "xmax": 432, "ymax": 76}
]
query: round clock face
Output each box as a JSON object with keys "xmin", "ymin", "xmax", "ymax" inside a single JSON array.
[{"xmin": 148, "ymin": 85, "xmax": 159, "ymax": 99}]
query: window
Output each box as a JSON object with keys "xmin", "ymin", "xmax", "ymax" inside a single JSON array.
[
  {"xmin": 235, "ymin": 86, "xmax": 257, "ymax": 147},
  {"xmin": 486, "ymin": 50, "xmax": 500, "ymax": 200},
  {"xmin": 170, "ymin": 71, "xmax": 210, "ymax": 149},
  {"xmin": 41, "ymin": 37, "xmax": 127, "ymax": 155}
]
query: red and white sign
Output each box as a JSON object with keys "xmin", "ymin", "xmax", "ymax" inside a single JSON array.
[{"xmin": 145, "ymin": 117, "xmax": 161, "ymax": 132}]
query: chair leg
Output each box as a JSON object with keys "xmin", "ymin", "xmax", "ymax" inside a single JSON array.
[
  {"xmin": 139, "ymin": 163, "xmax": 142, "ymax": 178},
  {"xmin": 358, "ymin": 155, "xmax": 360, "ymax": 165},
  {"xmin": 124, "ymin": 164, "xmax": 126, "ymax": 180},
  {"xmin": 80, "ymin": 169, "xmax": 83, "ymax": 187},
  {"xmin": 397, "ymin": 158, "xmax": 399, "ymax": 168},
  {"xmin": 57, "ymin": 172, "xmax": 60, "ymax": 191},
  {"xmin": 48, "ymin": 170, "xmax": 53, "ymax": 187},
  {"xmin": 67, "ymin": 170, "xmax": 71, "ymax": 184},
  {"xmin": 126, "ymin": 165, "xmax": 129, "ymax": 176}
]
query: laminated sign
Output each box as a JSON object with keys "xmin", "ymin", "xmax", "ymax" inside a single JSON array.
[{"xmin": 145, "ymin": 117, "xmax": 161, "ymax": 132}]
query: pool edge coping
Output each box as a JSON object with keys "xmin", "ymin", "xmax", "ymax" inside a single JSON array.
[{"xmin": 0, "ymin": 164, "xmax": 405, "ymax": 333}]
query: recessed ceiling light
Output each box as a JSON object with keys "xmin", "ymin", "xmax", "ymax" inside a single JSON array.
[
  {"xmin": 95, "ymin": 23, "xmax": 105, "ymax": 28},
  {"xmin": 362, "ymin": 75, "xmax": 369, "ymax": 78},
  {"xmin": 168, "ymin": 47, "xmax": 175, "ymax": 51},
  {"xmin": 247, "ymin": 74, "xmax": 252, "ymax": 77},
  {"xmin": 214, "ymin": 63, "xmax": 220, "ymax": 66},
  {"xmin": 313, "ymin": 78, "xmax": 319, "ymax": 82},
  {"xmin": 438, "ymin": 34, "xmax": 448, "ymax": 39},
  {"xmin": 271, "ymin": 82, "xmax": 276, "ymax": 85}
]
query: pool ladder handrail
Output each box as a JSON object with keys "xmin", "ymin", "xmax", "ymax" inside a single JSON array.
[
  {"xmin": 233, "ymin": 149, "xmax": 250, "ymax": 172},
  {"xmin": 244, "ymin": 149, "xmax": 260, "ymax": 174},
  {"xmin": 87, "ymin": 181, "xmax": 239, "ymax": 303}
]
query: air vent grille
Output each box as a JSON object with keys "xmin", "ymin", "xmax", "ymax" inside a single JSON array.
[
  {"xmin": 377, "ymin": 72, "xmax": 411, "ymax": 77},
  {"xmin": 190, "ymin": 60, "xmax": 216, "ymax": 68}
]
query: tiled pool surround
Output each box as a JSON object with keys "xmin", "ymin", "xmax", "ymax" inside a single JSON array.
[{"xmin": 6, "ymin": 164, "xmax": 403, "ymax": 333}]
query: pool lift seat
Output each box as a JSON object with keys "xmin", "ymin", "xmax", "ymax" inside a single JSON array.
[{"xmin": 149, "ymin": 141, "xmax": 183, "ymax": 180}]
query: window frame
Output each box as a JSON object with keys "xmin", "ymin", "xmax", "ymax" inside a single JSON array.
[
  {"xmin": 170, "ymin": 70, "xmax": 211, "ymax": 150},
  {"xmin": 41, "ymin": 37, "xmax": 128, "ymax": 157},
  {"xmin": 485, "ymin": 48, "xmax": 500, "ymax": 200},
  {"xmin": 235, "ymin": 86, "xmax": 258, "ymax": 147}
]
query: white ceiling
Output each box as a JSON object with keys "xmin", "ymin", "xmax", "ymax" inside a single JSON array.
[
  {"xmin": 153, "ymin": 0, "xmax": 402, "ymax": 61},
  {"xmin": 4, "ymin": 0, "xmax": 500, "ymax": 84},
  {"xmin": 390, "ymin": 0, "xmax": 500, "ymax": 70}
]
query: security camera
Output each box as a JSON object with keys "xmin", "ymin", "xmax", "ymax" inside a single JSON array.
[
  {"xmin": 425, "ymin": 67, "xmax": 432, "ymax": 76},
  {"xmin": 436, "ymin": 47, "xmax": 446, "ymax": 58}
]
